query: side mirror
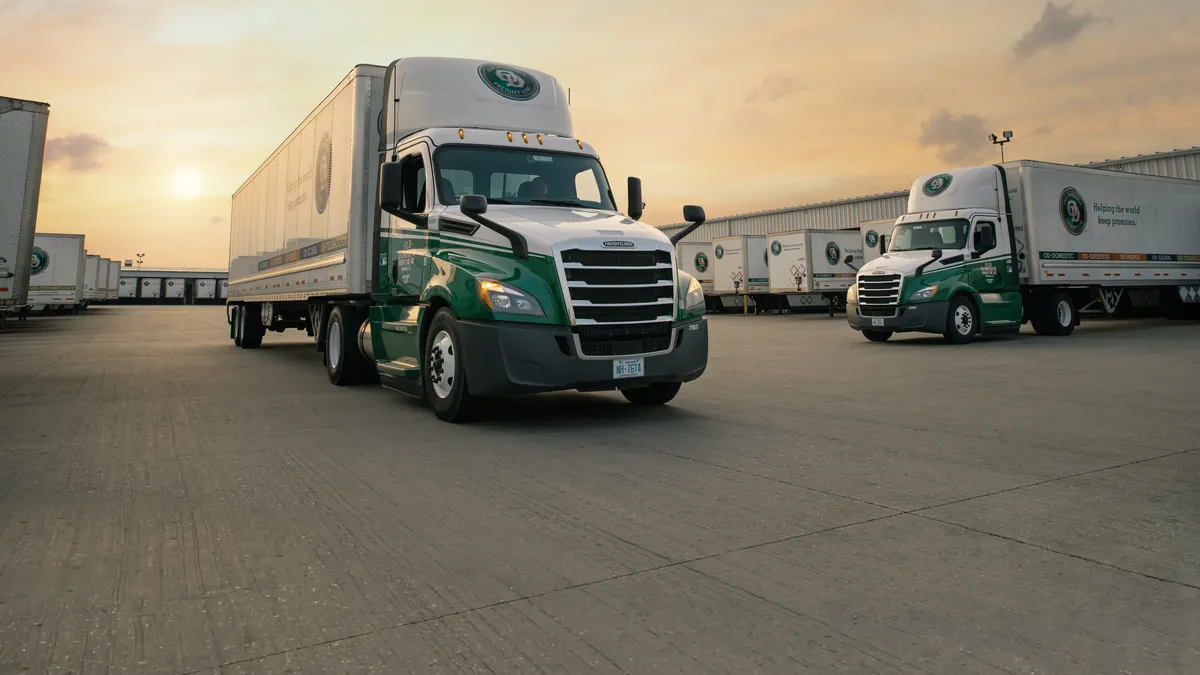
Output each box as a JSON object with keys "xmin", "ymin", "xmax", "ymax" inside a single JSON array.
[
  {"xmin": 627, "ymin": 177, "xmax": 644, "ymax": 221},
  {"xmin": 379, "ymin": 162, "xmax": 405, "ymax": 215},
  {"xmin": 844, "ymin": 255, "xmax": 855, "ymax": 265},
  {"xmin": 460, "ymin": 194, "xmax": 488, "ymax": 216},
  {"xmin": 683, "ymin": 205, "xmax": 705, "ymax": 224}
]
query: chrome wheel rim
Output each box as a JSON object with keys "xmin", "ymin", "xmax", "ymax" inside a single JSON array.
[
  {"xmin": 429, "ymin": 330, "xmax": 456, "ymax": 399},
  {"xmin": 1057, "ymin": 300, "xmax": 1072, "ymax": 327},
  {"xmin": 954, "ymin": 305, "xmax": 973, "ymax": 335},
  {"xmin": 328, "ymin": 321, "xmax": 343, "ymax": 370}
]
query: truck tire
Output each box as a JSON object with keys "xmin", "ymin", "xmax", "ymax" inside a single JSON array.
[
  {"xmin": 943, "ymin": 295, "xmax": 978, "ymax": 344},
  {"xmin": 233, "ymin": 305, "xmax": 244, "ymax": 346},
  {"xmin": 862, "ymin": 330, "xmax": 893, "ymax": 342},
  {"xmin": 325, "ymin": 305, "xmax": 375, "ymax": 386},
  {"xmin": 240, "ymin": 303, "xmax": 264, "ymax": 349},
  {"xmin": 424, "ymin": 308, "xmax": 477, "ymax": 422},
  {"xmin": 621, "ymin": 382, "xmax": 682, "ymax": 406},
  {"xmin": 1032, "ymin": 292, "xmax": 1076, "ymax": 336}
]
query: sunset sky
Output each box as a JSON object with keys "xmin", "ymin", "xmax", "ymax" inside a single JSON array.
[{"xmin": 3, "ymin": 0, "xmax": 1198, "ymax": 268}]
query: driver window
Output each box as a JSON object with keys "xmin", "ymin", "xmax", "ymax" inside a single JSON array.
[
  {"xmin": 398, "ymin": 152, "xmax": 426, "ymax": 214},
  {"xmin": 975, "ymin": 221, "xmax": 996, "ymax": 251}
]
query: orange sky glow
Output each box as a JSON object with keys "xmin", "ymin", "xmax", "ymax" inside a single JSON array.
[{"xmin": 3, "ymin": 0, "xmax": 1198, "ymax": 268}]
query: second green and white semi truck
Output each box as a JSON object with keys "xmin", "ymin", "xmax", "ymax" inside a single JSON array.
[
  {"xmin": 847, "ymin": 160, "xmax": 1200, "ymax": 343},
  {"xmin": 226, "ymin": 57, "xmax": 709, "ymax": 422}
]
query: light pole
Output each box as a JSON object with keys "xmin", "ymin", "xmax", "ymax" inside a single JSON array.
[
  {"xmin": 989, "ymin": 130, "xmax": 1013, "ymax": 162},
  {"xmin": 136, "ymin": 253, "xmax": 145, "ymax": 270}
]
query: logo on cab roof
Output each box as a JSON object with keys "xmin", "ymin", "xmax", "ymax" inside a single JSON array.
[
  {"xmin": 478, "ymin": 64, "xmax": 541, "ymax": 101},
  {"xmin": 602, "ymin": 240, "xmax": 635, "ymax": 248},
  {"xmin": 923, "ymin": 173, "xmax": 953, "ymax": 197},
  {"xmin": 1059, "ymin": 187, "xmax": 1087, "ymax": 236}
]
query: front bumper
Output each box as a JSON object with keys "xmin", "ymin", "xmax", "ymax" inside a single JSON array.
[
  {"xmin": 846, "ymin": 301, "xmax": 949, "ymax": 334},
  {"xmin": 456, "ymin": 317, "xmax": 709, "ymax": 397}
]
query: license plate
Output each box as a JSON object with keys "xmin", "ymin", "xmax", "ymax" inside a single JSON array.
[
  {"xmin": 613, "ymin": 358, "xmax": 644, "ymax": 380},
  {"xmin": 871, "ymin": 318, "xmax": 884, "ymax": 327}
]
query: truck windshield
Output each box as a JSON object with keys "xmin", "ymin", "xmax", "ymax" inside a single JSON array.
[
  {"xmin": 888, "ymin": 219, "xmax": 970, "ymax": 252},
  {"xmin": 433, "ymin": 146, "xmax": 616, "ymax": 211}
]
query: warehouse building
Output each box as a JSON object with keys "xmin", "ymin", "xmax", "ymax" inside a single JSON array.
[
  {"xmin": 115, "ymin": 267, "xmax": 228, "ymax": 305},
  {"xmin": 658, "ymin": 146, "xmax": 1200, "ymax": 242}
]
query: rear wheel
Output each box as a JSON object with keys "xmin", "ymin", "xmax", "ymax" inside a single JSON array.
[
  {"xmin": 424, "ymin": 308, "xmax": 477, "ymax": 423},
  {"xmin": 943, "ymin": 296, "xmax": 978, "ymax": 344},
  {"xmin": 240, "ymin": 303, "xmax": 263, "ymax": 349},
  {"xmin": 325, "ymin": 305, "xmax": 375, "ymax": 386},
  {"xmin": 862, "ymin": 330, "xmax": 893, "ymax": 342},
  {"xmin": 621, "ymin": 382, "xmax": 682, "ymax": 406},
  {"xmin": 1031, "ymin": 292, "xmax": 1076, "ymax": 336},
  {"xmin": 233, "ymin": 305, "xmax": 244, "ymax": 347}
]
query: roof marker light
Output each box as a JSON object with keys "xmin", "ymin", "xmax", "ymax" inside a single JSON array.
[
  {"xmin": 507, "ymin": 132, "xmax": 513, "ymax": 142},
  {"xmin": 458, "ymin": 129, "xmax": 464, "ymax": 139},
  {"xmin": 522, "ymin": 133, "xmax": 529, "ymax": 143}
]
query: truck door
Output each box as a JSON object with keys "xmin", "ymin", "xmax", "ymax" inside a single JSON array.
[
  {"xmin": 969, "ymin": 218, "xmax": 1022, "ymax": 328},
  {"xmin": 382, "ymin": 145, "xmax": 434, "ymax": 300}
]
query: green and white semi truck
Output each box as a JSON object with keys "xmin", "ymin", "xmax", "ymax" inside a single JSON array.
[
  {"xmin": 226, "ymin": 57, "xmax": 709, "ymax": 421},
  {"xmin": 847, "ymin": 160, "xmax": 1200, "ymax": 343}
]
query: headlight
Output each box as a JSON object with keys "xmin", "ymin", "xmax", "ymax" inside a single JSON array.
[
  {"xmin": 910, "ymin": 284, "xmax": 938, "ymax": 301},
  {"xmin": 682, "ymin": 274, "xmax": 705, "ymax": 312},
  {"xmin": 478, "ymin": 279, "xmax": 545, "ymax": 316},
  {"xmin": 846, "ymin": 283, "xmax": 858, "ymax": 303}
]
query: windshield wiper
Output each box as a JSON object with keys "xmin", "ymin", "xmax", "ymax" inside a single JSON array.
[
  {"xmin": 486, "ymin": 197, "xmax": 513, "ymax": 205},
  {"xmin": 529, "ymin": 198, "xmax": 589, "ymax": 208}
]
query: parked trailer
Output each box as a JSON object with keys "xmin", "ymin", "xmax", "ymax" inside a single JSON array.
[
  {"xmin": 711, "ymin": 235, "xmax": 767, "ymax": 312},
  {"xmin": 858, "ymin": 218, "xmax": 893, "ymax": 267},
  {"xmin": 118, "ymin": 276, "xmax": 136, "ymax": 299},
  {"xmin": 768, "ymin": 229, "xmax": 863, "ymax": 316},
  {"xmin": 675, "ymin": 241, "xmax": 717, "ymax": 310},
  {"xmin": 848, "ymin": 160, "xmax": 1200, "ymax": 343},
  {"xmin": 225, "ymin": 56, "xmax": 709, "ymax": 422},
  {"xmin": 27, "ymin": 233, "xmax": 85, "ymax": 313},
  {"xmin": 0, "ymin": 96, "xmax": 50, "ymax": 321},
  {"xmin": 138, "ymin": 278, "xmax": 161, "ymax": 299},
  {"xmin": 164, "ymin": 278, "xmax": 185, "ymax": 301},
  {"xmin": 82, "ymin": 254, "xmax": 101, "ymax": 306},
  {"xmin": 218, "ymin": 279, "xmax": 228, "ymax": 300},
  {"xmin": 106, "ymin": 260, "xmax": 120, "ymax": 300},
  {"xmin": 195, "ymin": 278, "xmax": 217, "ymax": 300}
]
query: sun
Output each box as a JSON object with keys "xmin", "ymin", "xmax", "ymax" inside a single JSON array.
[{"xmin": 170, "ymin": 167, "xmax": 205, "ymax": 200}]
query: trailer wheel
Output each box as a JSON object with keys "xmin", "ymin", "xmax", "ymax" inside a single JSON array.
[
  {"xmin": 240, "ymin": 303, "xmax": 264, "ymax": 349},
  {"xmin": 325, "ymin": 305, "xmax": 375, "ymax": 386},
  {"xmin": 943, "ymin": 295, "xmax": 978, "ymax": 344},
  {"xmin": 423, "ymin": 308, "xmax": 477, "ymax": 422},
  {"xmin": 862, "ymin": 330, "xmax": 893, "ymax": 342},
  {"xmin": 233, "ymin": 306, "xmax": 244, "ymax": 347},
  {"xmin": 1032, "ymin": 292, "xmax": 1076, "ymax": 336},
  {"xmin": 621, "ymin": 382, "xmax": 681, "ymax": 406}
]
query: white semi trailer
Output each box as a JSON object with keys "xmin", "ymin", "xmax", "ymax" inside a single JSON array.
[
  {"xmin": 0, "ymin": 96, "xmax": 50, "ymax": 321},
  {"xmin": 106, "ymin": 260, "xmax": 120, "ymax": 300},
  {"xmin": 28, "ymin": 233, "xmax": 86, "ymax": 313},
  {"xmin": 225, "ymin": 56, "xmax": 710, "ymax": 422},
  {"xmin": 711, "ymin": 235, "xmax": 767, "ymax": 312},
  {"xmin": 195, "ymin": 278, "xmax": 217, "ymax": 301},
  {"xmin": 848, "ymin": 160, "xmax": 1200, "ymax": 343},
  {"xmin": 858, "ymin": 218, "xmax": 893, "ymax": 267},
  {"xmin": 83, "ymin": 254, "xmax": 101, "ymax": 307},
  {"xmin": 118, "ymin": 276, "xmax": 136, "ymax": 299},
  {"xmin": 139, "ymin": 278, "xmax": 161, "ymax": 299},
  {"xmin": 767, "ymin": 229, "xmax": 862, "ymax": 315},
  {"xmin": 675, "ymin": 241, "xmax": 715, "ymax": 310},
  {"xmin": 164, "ymin": 278, "xmax": 185, "ymax": 301}
]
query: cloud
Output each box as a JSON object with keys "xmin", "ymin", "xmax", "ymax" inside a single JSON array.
[
  {"xmin": 918, "ymin": 110, "xmax": 991, "ymax": 163},
  {"xmin": 209, "ymin": 216, "xmax": 224, "ymax": 226},
  {"xmin": 747, "ymin": 75, "xmax": 804, "ymax": 103},
  {"xmin": 1014, "ymin": 2, "xmax": 1100, "ymax": 59},
  {"xmin": 44, "ymin": 133, "xmax": 109, "ymax": 170}
]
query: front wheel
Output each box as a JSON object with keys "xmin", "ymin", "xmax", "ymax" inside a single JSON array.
[
  {"xmin": 943, "ymin": 296, "xmax": 978, "ymax": 344},
  {"xmin": 424, "ymin": 308, "xmax": 477, "ymax": 423},
  {"xmin": 621, "ymin": 382, "xmax": 681, "ymax": 406},
  {"xmin": 862, "ymin": 329, "xmax": 893, "ymax": 342}
]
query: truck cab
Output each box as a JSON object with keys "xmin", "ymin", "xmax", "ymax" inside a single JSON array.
[{"xmin": 847, "ymin": 166, "xmax": 1022, "ymax": 343}]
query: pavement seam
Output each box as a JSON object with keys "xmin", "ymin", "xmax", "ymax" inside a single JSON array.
[
  {"xmin": 917, "ymin": 513, "xmax": 1200, "ymax": 592},
  {"xmin": 0, "ymin": 331, "xmax": 97, "ymax": 398},
  {"xmin": 180, "ymin": 510, "xmax": 910, "ymax": 675}
]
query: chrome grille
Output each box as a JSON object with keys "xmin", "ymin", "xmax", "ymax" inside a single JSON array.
[
  {"xmin": 857, "ymin": 273, "xmax": 902, "ymax": 306},
  {"xmin": 558, "ymin": 247, "xmax": 676, "ymax": 357}
]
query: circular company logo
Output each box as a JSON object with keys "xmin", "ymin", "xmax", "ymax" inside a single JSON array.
[
  {"xmin": 923, "ymin": 173, "xmax": 953, "ymax": 197},
  {"xmin": 478, "ymin": 64, "xmax": 541, "ymax": 101},
  {"xmin": 167, "ymin": 281, "xmax": 174, "ymax": 287},
  {"xmin": 714, "ymin": 244, "xmax": 725, "ymax": 260},
  {"xmin": 314, "ymin": 132, "xmax": 332, "ymax": 215},
  {"xmin": 865, "ymin": 230, "xmax": 879, "ymax": 248},
  {"xmin": 1060, "ymin": 187, "xmax": 1087, "ymax": 236},
  {"xmin": 770, "ymin": 240, "xmax": 782, "ymax": 256},
  {"xmin": 143, "ymin": 281, "xmax": 149, "ymax": 286},
  {"xmin": 119, "ymin": 280, "xmax": 126, "ymax": 286},
  {"xmin": 30, "ymin": 247, "xmax": 49, "ymax": 276},
  {"xmin": 694, "ymin": 252, "xmax": 709, "ymax": 272},
  {"xmin": 825, "ymin": 241, "xmax": 841, "ymax": 265}
]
